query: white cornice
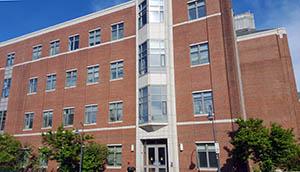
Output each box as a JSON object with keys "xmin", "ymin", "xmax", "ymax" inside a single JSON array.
[
  {"xmin": 14, "ymin": 125, "xmax": 136, "ymax": 137},
  {"xmin": 237, "ymin": 28, "xmax": 287, "ymax": 42},
  {"xmin": 0, "ymin": 1, "xmax": 135, "ymax": 47}
]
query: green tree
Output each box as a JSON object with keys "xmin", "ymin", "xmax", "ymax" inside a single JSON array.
[
  {"xmin": 0, "ymin": 133, "xmax": 23, "ymax": 170},
  {"xmin": 229, "ymin": 118, "xmax": 300, "ymax": 172},
  {"xmin": 83, "ymin": 143, "xmax": 109, "ymax": 172},
  {"xmin": 0, "ymin": 133, "xmax": 38, "ymax": 171},
  {"xmin": 40, "ymin": 126, "xmax": 108, "ymax": 172}
]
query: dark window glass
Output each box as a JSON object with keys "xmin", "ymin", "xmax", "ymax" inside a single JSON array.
[
  {"xmin": 188, "ymin": 0, "xmax": 206, "ymax": 20},
  {"xmin": 32, "ymin": 45, "xmax": 42, "ymax": 60},
  {"xmin": 193, "ymin": 91, "xmax": 213, "ymax": 115},
  {"xmin": 110, "ymin": 61, "xmax": 124, "ymax": 80},
  {"xmin": 190, "ymin": 43, "xmax": 209, "ymax": 66},
  {"xmin": 6, "ymin": 53, "xmax": 15, "ymax": 67},
  {"xmin": 139, "ymin": 41, "xmax": 148, "ymax": 75},
  {"xmin": 89, "ymin": 29, "xmax": 101, "ymax": 46},
  {"xmin": 139, "ymin": 0, "xmax": 147, "ymax": 29},
  {"xmin": 197, "ymin": 143, "xmax": 217, "ymax": 168},
  {"xmin": 111, "ymin": 23, "xmax": 124, "ymax": 40},
  {"xmin": 69, "ymin": 35, "xmax": 80, "ymax": 51}
]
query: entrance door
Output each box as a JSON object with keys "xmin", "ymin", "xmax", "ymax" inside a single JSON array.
[{"xmin": 144, "ymin": 145, "xmax": 167, "ymax": 172}]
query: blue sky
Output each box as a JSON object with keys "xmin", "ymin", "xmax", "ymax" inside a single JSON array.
[{"xmin": 0, "ymin": 0, "xmax": 299, "ymax": 91}]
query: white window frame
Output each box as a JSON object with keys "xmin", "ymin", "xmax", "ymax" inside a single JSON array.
[
  {"xmin": 6, "ymin": 52, "xmax": 15, "ymax": 67},
  {"xmin": 192, "ymin": 90, "xmax": 213, "ymax": 116},
  {"xmin": 46, "ymin": 73, "xmax": 56, "ymax": 92},
  {"xmin": 187, "ymin": 0, "xmax": 206, "ymax": 21},
  {"xmin": 32, "ymin": 45, "xmax": 42, "ymax": 60},
  {"xmin": 111, "ymin": 22, "xmax": 124, "ymax": 41},
  {"xmin": 109, "ymin": 101, "xmax": 123, "ymax": 123},
  {"xmin": 84, "ymin": 104, "xmax": 98, "ymax": 125},
  {"xmin": 65, "ymin": 69, "xmax": 77, "ymax": 88},
  {"xmin": 28, "ymin": 77, "xmax": 38, "ymax": 95},
  {"xmin": 190, "ymin": 42, "xmax": 210, "ymax": 67},
  {"xmin": 63, "ymin": 107, "xmax": 75, "ymax": 127},
  {"xmin": 107, "ymin": 144, "xmax": 122, "ymax": 168},
  {"xmin": 195, "ymin": 142, "xmax": 218, "ymax": 170},
  {"xmin": 89, "ymin": 28, "xmax": 101, "ymax": 46},
  {"xmin": 2, "ymin": 78, "xmax": 12, "ymax": 98},
  {"xmin": 68, "ymin": 34, "xmax": 80, "ymax": 51},
  {"xmin": 110, "ymin": 60, "xmax": 124, "ymax": 81},
  {"xmin": 87, "ymin": 65, "xmax": 99, "ymax": 85},
  {"xmin": 49, "ymin": 40, "xmax": 60, "ymax": 56},
  {"xmin": 42, "ymin": 110, "xmax": 53, "ymax": 129},
  {"xmin": 23, "ymin": 112, "xmax": 34, "ymax": 130}
]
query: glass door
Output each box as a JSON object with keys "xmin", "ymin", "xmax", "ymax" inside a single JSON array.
[{"xmin": 145, "ymin": 145, "xmax": 167, "ymax": 172}]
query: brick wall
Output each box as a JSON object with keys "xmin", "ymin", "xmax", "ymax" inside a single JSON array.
[{"xmin": 238, "ymin": 33, "xmax": 300, "ymax": 137}]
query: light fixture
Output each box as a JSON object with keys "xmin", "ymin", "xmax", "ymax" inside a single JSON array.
[{"xmin": 179, "ymin": 143, "xmax": 184, "ymax": 152}]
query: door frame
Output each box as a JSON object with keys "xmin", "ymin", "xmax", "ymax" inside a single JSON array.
[{"xmin": 144, "ymin": 144, "xmax": 168, "ymax": 172}]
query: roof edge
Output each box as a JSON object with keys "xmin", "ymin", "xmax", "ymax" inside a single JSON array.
[
  {"xmin": 237, "ymin": 28, "xmax": 287, "ymax": 42},
  {"xmin": 0, "ymin": 0, "xmax": 135, "ymax": 47}
]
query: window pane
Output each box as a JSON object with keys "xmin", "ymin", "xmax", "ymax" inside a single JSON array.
[
  {"xmin": 107, "ymin": 153, "xmax": 114, "ymax": 166},
  {"xmin": 111, "ymin": 61, "xmax": 123, "ymax": 80},
  {"xmin": 189, "ymin": 8, "xmax": 197, "ymax": 20},
  {"xmin": 208, "ymin": 152, "xmax": 218, "ymax": 168},
  {"xmin": 198, "ymin": 152, "xmax": 208, "ymax": 167},
  {"xmin": 198, "ymin": 5, "xmax": 206, "ymax": 18}
]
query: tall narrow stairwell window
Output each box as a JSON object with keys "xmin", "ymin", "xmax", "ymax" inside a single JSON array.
[{"xmin": 139, "ymin": 0, "xmax": 147, "ymax": 29}]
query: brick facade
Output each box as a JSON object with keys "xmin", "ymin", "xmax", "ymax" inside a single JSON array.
[{"xmin": 0, "ymin": 0, "xmax": 299, "ymax": 171}]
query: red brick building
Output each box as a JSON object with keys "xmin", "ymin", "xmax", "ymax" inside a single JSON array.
[{"xmin": 0, "ymin": 0, "xmax": 299, "ymax": 172}]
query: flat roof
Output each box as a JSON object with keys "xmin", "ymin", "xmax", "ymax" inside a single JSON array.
[
  {"xmin": 237, "ymin": 28, "xmax": 287, "ymax": 42},
  {"xmin": 0, "ymin": 0, "xmax": 135, "ymax": 48}
]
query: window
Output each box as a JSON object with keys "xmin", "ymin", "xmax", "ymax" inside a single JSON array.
[
  {"xmin": 50, "ymin": 40, "xmax": 60, "ymax": 56},
  {"xmin": 139, "ymin": 86, "xmax": 167, "ymax": 124},
  {"xmin": 6, "ymin": 53, "xmax": 15, "ymax": 67},
  {"xmin": 138, "ymin": 0, "xmax": 147, "ymax": 29},
  {"xmin": 39, "ymin": 153, "xmax": 48, "ymax": 169},
  {"xmin": 85, "ymin": 105, "xmax": 98, "ymax": 124},
  {"xmin": 28, "ymin": 78, "xmax": 38, "ymax": 94},
  {"xmin": 20, "ymin": 148, "xmax": 31, "ymax": 168},
  {"xmin": 190, "ymin": 43, "xmax": 209, "ymax": 66},
  {"xmin": 66, "ymin": 70, "xmax": 77, "ymax": 88},
  {"xmin": 139, "ymin": 41, "xmax": 148, "ymax": 75},
  {"xmin": 0, "ymin": 111, "xmax": 7, "ymax": 131},
  {"xmin": 69, "ymin": 35, "xmax": 80, "ymax": 51},
  {"xmin": 42, "ymin": 111, "xmax": 53, "ymax": 128},
  {"xmin": 46, "ymin": 74, "xmax": 56, "ymax": 91},
  {"xmin": 109, "ymin": 102, "xmax": 123, "ymax": 122},
  {"xmin": 149, "ymin": 0, "xmax": 164, "ymax": 23},
  {"xmin": 107, "ymin": 145, "xmax": 122, "ymax": 167},
  {"xmin": 87, "ymin": 65, "xmax": 99, "ymax": 84},
  {"xmin": 139, "ymin": 40, "xmax": 166, "ymax": 76},
  {"xmin": 196, "ymin": 143, "xmax": 218, "ymax": 168},
  {"xmin": 149, "ymin": 40, "xmax": 165, "ymax": 69},
  {"xmin": 24, "ymin": 113, "xmax": 34, "ymax": 129},
  {"xmin": 110, "ymin": 61, "xmax": 124, "ymax": 80},
  {"xmin": 32, "ymin": 45, "xmax": 42, "ymax": 60},
  {"xmin": 89, "ymin": 29, "xmax": 101, "ymax": 46},
  {"xmin": 111, "ymin": 23, "xmax": 124, "ymax": 40},
  {"xmin": 193, "ymin": 91, "xmax": 213, "ymax": 115},
  {"xmin": 63, "ymin": 108, "xmax": 74, "ymax": 126},
  {"xmin": 188, "ymin": 0, "xmax": 206, "ymax": 20},
  {"xmin": 1, "ymin": 78, "xmax": 11, "ymax": 98}
]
